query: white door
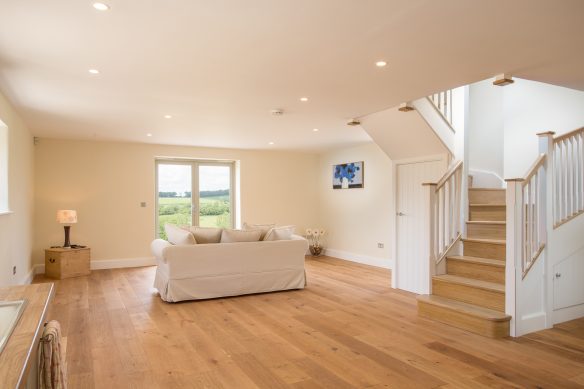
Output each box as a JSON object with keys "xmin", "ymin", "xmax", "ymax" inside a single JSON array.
[{"xmin": 395, "ymin": 159, "xmax": 445, "ymax": 294}]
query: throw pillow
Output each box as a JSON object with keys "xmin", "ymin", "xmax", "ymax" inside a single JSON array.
[
  {"xmin": 187, "ymin": 226, "xmax": 223, "ymax": 244},
  {"xmin": 165, "ymin": 224, "xmax": 197, "ymax": 245},
  {"xmin": 220, "ymin": 229, "xmax": 262, "ymax": 243},
  {"xmin": 263, "ymin": 225, "xmax": 295, "ymax": 241},
  {"xmin": 242, "ymin": 222, "xmax": 276, "ymax": 240}
]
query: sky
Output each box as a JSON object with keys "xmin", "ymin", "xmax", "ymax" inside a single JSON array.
[{"xmin": 158, "ymin": 164, "xmax": 230, "ymax": 193}]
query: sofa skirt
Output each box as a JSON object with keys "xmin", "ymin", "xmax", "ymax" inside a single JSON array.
[{"xmin": 154, "ymin": 266, "xmax": 306, "ymax": 303}]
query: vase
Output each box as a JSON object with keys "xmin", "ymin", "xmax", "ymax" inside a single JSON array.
[{"xmin": 309, "ymin": 245, "xmax": 324, "ymax": 257}]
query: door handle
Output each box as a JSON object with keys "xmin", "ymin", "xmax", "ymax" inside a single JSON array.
[{"xmin": 397, "ymin": 212, "xmax": 406, "ymax": 216}]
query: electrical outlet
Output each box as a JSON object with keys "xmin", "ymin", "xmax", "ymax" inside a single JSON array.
[
  {"xmin": 140, "ymin": 202, "xmax": 147, "ymax": 207},
  {"xmin": 12, "ymin": 266, "xmax": 16, "ymax": 275},
  {"xmin": 377, "ymin": 243, "xmax": 384, "ymax": 249}
]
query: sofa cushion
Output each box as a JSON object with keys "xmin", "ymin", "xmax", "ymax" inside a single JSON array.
[
  {"xmin": 242, "ymin": 222, "xmax": 275, "ymax": 240},
  {"xmin": 220, "ymin": 229, "xmax": 262, "ymax": 243},
  {"xmin": 187, "ymin": 226, "xmax": 223, "ymax": 244},
  {"xmin": 165, "ymin": 224, "xmax": 197, "ymax": 245},
  {"xmin": 264, "ymin": 225, "xmax": 295, "ymax": 241}
]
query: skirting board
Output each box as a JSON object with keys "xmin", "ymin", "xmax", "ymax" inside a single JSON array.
[
  {"xmin": 324, "ymin": 248, "xmax": 391, "ymax": 269},
  {"xmin": 553, "ymin": 304, "xmax": 584, "ymax": 325},
  {"xmin": 33, "ymin": 256, "xmax": 157, "ymax": 276}
]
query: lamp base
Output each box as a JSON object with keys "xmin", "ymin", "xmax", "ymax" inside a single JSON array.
[{"xmin": 63, "ymin": 225, "xmax": 71, "ymax": 248}]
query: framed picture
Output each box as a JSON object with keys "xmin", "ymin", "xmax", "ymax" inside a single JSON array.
[{"xmin": 332, "ymin": 161, "xmax": 364, "ymax": 189}]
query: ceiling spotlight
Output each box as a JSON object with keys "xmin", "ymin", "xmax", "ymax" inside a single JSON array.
[
  {"xmin": 146, "ymin": 133, "xmax": 153, "ymax": 137},
  {"xmin": 164, "ymin": 115, "xmax": 172, "ymax": 119},
  {"xmin": 88, "ymin": 69, "xmax": 100, "ymax": 74},
  {"xmin": 313, "ymin": 128, "xmax": 319, "ymax": 132},
  {"xmin": 300, "ymin": 97, "xmax": 308, "ymax": 102},
  {"xmin": 375, "ymin": 61, "xmax": 387, "ymax": 67},
  {"xmin": 93, "ymin": 2, "xmax": 110, "ymax": 11},
  {"xmin": 268, "ymin": 141, "xmax": 274, "ymax": 145}
]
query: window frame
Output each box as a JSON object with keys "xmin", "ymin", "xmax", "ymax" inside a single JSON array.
[{"xmin": 155, "ymin": 158, "xmax": 236, "ymax": 237}]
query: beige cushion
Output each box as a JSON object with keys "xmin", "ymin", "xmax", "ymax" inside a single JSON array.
[
  {"xmin": 242, "ymin": 222, "xmax": 275, "ymax": 240},
  {"xmin": 264, "ymin": 225, "xmax": 295, "ymax": 241},
  {"xmin": 165, "ymin": 224, "xmax": 197, "ymax": 245},
  {"xmin": 220, "ymin": 229, "xmax": 262, "ymax": 243},
  {"xmin": 187, "ymin": 226, "xmax": 223, "ymax": 244}
]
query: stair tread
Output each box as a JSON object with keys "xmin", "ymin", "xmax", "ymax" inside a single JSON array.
[
  {"xmin": 417, "ymin": 295, "xmax": 511, "ymax": 322},
  {"xmin": 469, "ymin": 203, "xmax": 506, "ymax": 207},
  {"xmin": 466, "ymin": 220, "xmax": 506, "ymax": 225},
  {"xmin": 469, "ymin": 188, "xmax": 505, "ymax": 191},
  {"xmin": 463, "ymin": 238, "xmax": 506, "ymax": 245},
  {"xmin": 433, "ymin": 274, "xmax": 505, "ymax": 293},
  {"xmin": 447, "ymin": 255, "xmax": 505, "ymax": 267}
]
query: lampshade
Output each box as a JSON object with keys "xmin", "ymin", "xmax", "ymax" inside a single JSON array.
[{"xmin": 56, "ymin": 210, "xmax": 77, "ymax": 224}]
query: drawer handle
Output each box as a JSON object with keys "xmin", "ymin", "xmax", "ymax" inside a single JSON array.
[{"xmin": 49, "ymin": 258, "xmax": 55, "ymax": 264}]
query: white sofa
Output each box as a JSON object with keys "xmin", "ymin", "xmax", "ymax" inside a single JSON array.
[{"xmin": 151, "ymin": 235, "xmax": 308, "ymax": 302}]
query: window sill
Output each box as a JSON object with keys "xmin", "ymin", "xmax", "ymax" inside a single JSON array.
[{"xmin": 0, "ymin": 210, "xmax": 13, "ymax": 216}]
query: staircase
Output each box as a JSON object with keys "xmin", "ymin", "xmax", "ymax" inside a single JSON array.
[{"xmin": 417, "ymin": 187, "xmax": 511, "ymax": 338}]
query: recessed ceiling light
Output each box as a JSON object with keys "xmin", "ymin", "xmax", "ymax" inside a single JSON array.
[
  {"xmin": 146, "ymin": 133, "xmax": 153, "ymax": 137},
  {"xmin": 268, "ymin": 141, "xmax": 274, "ymax": 145},
  {"xmin": 300, "ymin": 97, "xmax": 308, "ymax": 102},
  {"xmin": 164, "ymin": 115, "xmax": 172, "ymax": 119},
  {"xmin": 313, "ymin": 128, "xmax": 319, "ymax": 132},
  {"xmin": 88, "ymin": 69, "xmax": 99, "ymax": 74},
  {"xmin": 93, "ymin": 2, "xmax": 110, "ymax": 11},
  {"xmin": 375, "ymin": 60, "xmax": 387, "ymax": 67}
]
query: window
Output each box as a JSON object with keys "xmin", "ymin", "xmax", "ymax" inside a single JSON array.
[
  {"xmin": 0, "ymin": 121, "xmax": 8, "ymax": 214},
  {"xmin": 156, "ymin": 159, "xmax": 235, "ymax": 239}
]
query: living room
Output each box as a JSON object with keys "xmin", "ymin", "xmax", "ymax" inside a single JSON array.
[{"xmin": 2, "ymin": 1, "xmax": 584, "ymax": 388}]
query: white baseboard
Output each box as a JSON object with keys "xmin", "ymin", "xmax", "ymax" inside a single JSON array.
[
  {"xmin": 553, "ymin": 304, "xmax": 584, "ymax": 325},
  {"xmin": 516, "ymin": 311, "xmax": 548, "ymax": 336},
  {"xmin": 33, "ymin": 256, "xmax": 156, "ymax": 275},
  {"xmin": 324, "ymin": 248, "xmax": 391, "ymax": 269},
  {"xmin": 22, "ymin": 267, "xmax": 36, "ymax": 285}
]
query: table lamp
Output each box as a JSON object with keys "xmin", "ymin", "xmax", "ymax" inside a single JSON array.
[{"xmin": 56, "ymin": 210, "xmax": 77, "ymax": 248}]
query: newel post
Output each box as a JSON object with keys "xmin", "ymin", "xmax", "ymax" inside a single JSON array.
[
  {"xmin": 505, "ymin": 178, "xmax": 524, "ymax": 337},
  {"xmin": 422, "ymin": 183, "xmax": 437, "ymax": 295},
  {"xmin": 537, "ymin": 131, "xmax": 555, "ymax": 328}
]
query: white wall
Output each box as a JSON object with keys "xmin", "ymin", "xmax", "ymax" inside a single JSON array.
[
  {"xmin": 317, "ymin": 142, "xmax": 393, "ymax": 268},
  {"xmin": 0, "ymin": 92, "xmax": 35, "ymax": 285},
  {"xmin": 34, "ymin": 139, "xmax": 319, "ymax": 267},
  {"xmin": 504, "ymin": 78, "xmax": 584, "ymax": 178},
  {"xmin": 468, "ymin": 79, "xmax": 504, "ymax": 187}
]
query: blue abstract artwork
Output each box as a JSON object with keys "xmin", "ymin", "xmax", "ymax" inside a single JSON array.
[{"xmin": 332, "ymin": 161, "xmax": 364, "ymax": 189}]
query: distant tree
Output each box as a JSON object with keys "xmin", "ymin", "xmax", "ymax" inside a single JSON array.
[
  {"xmin": 184, "ymin": 191, "xmax": 192, "ymax": 198},
  {"xmin": 159, "ymin": 191, "xmax": 178, "ymax": 198},
  {"xmin": 200, "ymin": 189, "xmax": 230, "ymax": 198}
]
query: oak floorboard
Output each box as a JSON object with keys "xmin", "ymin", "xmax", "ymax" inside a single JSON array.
[{"xmin": 34, "ymin": 256, "xmax": 584, "ymax": 388}]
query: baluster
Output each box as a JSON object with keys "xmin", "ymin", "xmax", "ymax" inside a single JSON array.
[
  {"xmin": 441, "ymin": 186, "xmax": 446, "ymax": 254},
  {"xmin": 526, "ymin": 182, "xmax": 532, "ymax": 266},
  {"xmin": 554, "ymin": 142, "xmax": 560, "ymax": 225}
]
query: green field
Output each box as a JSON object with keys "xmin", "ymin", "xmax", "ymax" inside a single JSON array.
[{"xmin": 158, "ymin": 195, "xmax": 231, "ymax": 239}]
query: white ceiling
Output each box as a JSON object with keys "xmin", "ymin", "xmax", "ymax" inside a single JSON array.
[{"xmin": 0, "ymin": 0, "xmax": 583, "ymax": 151}]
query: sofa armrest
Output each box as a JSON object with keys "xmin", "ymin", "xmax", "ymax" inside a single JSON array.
[{"xmin": 151, "ymin": 239, "xmax": 173, "ymax": 264}]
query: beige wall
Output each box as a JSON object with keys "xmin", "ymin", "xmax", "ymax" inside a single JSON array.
[
  {"xmin": 0, "ymin": 92, "xmax": 35, "ymax": 285},
  {"xmin": 317, "ymin": 142, "xmax": 393, "ymax": 268},
  {"xmin": 34, "ymin": 139, "xmax": 319, "ymax": 265}
]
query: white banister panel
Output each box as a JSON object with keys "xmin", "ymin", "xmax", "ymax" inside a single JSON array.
[
  {"xmin": 429, "ymin": 161, "xmax": 463, "ymax": 264},
  {"xmin": 553, "ymin": 128, "xmax": 584, "ymax": 228},
  {"xmin": 428, "ymin": 89, "xmax": 453, "ymax": 127}
]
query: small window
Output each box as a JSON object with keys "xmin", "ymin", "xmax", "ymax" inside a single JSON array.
[{"xmin": 0, "ymin": 121, "xmax": 8, "ymax": 213}]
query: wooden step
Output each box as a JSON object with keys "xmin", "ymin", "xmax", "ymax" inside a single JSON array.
[
  {"xmin": 432, "ymin": 274, "xmax": 505, "ymax": 312},
  {"xmin": 463, "ymin": 238, "xmax": 505, "ymax": 261},
  {"xmin": 417, "ymin": 295, "xmax": 510, "ymax": 338},
  {"xmin": 467, "ymin": 221, "xmax": 506, "ymax": 240},
  {"xmin": 469, "ymin": 204, "xmax": 506, "ymax": 222},
  {"xmin": 447, "ymin": 256, "xmax": 505, "ymax": 284},
  {"xmin": 469, "ymin": 188, "xmax": 505, "ymax": 205}
]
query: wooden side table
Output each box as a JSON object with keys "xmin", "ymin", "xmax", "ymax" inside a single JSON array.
[{"xmin": 45, "ymin": 247, "xmax": 91, "ymax": 279}]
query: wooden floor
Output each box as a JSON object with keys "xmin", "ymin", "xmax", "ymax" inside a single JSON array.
[{"xmin": 34, "ymin": 256, "xmax": 584, "ymax": 388}]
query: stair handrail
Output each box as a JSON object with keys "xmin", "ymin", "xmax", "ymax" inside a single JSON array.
[
  {"xmin": 427, "ymin": 89, "xmax": 454, "ymax": 128},
  {"xmin": 552, "ymin": 127, "xmax": 584, "ymax": 228},
  {"xmin": 424, "ymin": 160, "xmax": 463, "ymax": 265},
  {"xmin": 506, "ymin": 151, "xmax": 548, "ymax": 279}
]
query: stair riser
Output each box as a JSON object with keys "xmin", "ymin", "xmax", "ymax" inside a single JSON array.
[
  {"xmin": 467, "ymin": 223, "xmax": 506, "ymax": 240},
  {"xmin": 463, "ymin": 241, "xmax": 506, "ymax": 261},
  {"xmin": 469, "ymin": 206, "xmax": 506, "ymax": 222},
  {"xmin": 447, "ymin": 260, "xmax": 505, "ymax": 284},
  {"xmin": 418, "ymin": 300, "xmax": 509, "ymax": 338},
  {"xmin": 469, "ymin": 190, "xmax": 505, "ymax": 205},
  {"xmin": 432, "ymin": 279, "xmax": 505, "ymax": 312}
]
